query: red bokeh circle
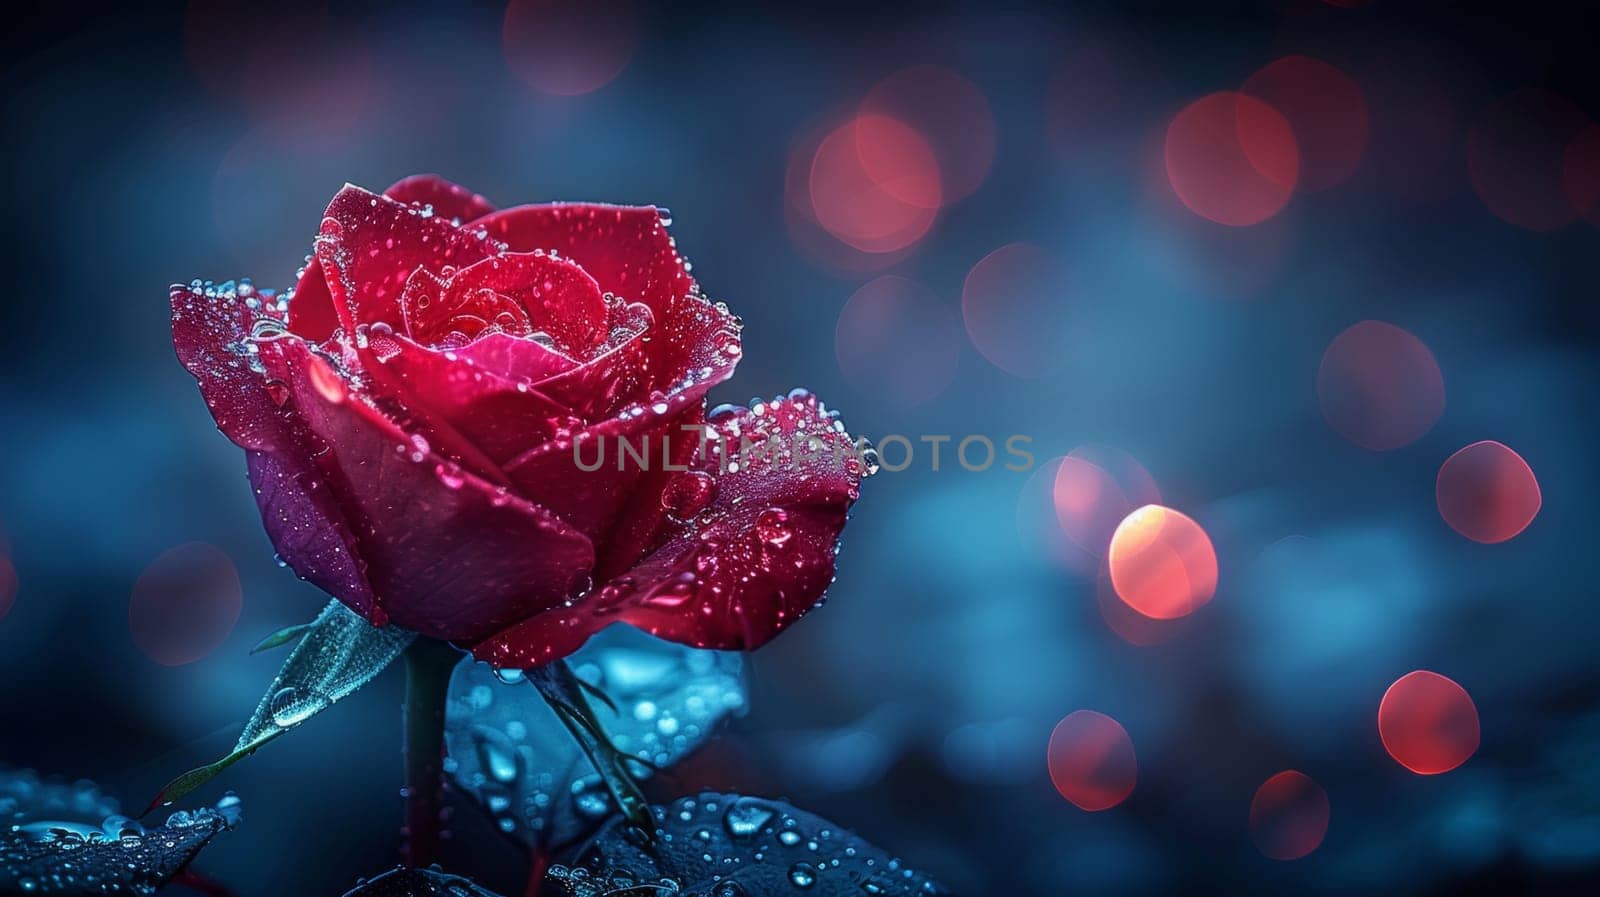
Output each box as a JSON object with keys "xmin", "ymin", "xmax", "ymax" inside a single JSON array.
[
  {"xmin": 503, "ymin": 0, "xmax": 639, "ymax": 96},
  {"xmin": 1468, "ymin": 89, "xmax": 1593, "ymax": 231},
  {"xmin": 1242, "ymin": 56, "xmax": 1369, "ymax": 192},
  {"xmin": 1436, "ymin": 440, "xmax": 1541, "ymax": 543},
  {"xmin": 1053, "ymin": 444, "xmax": 1162, "ymax": 557},
  {"xmin": 809, "ymin": 115, "xmax": 941, "ymax": 254},
  {"xmin": 1107, "ymin": 505, "xmax": 1219, "ymax": 620},
  {"xmin": 1317, "ymin": 320, "xmax": 1445, "ymax": 451},
  {"xmin": 1564, "ymin": 123, "xmax": 1600, "ymax": 227},
  {"xmin": 1250, "ymin": 770, "xmax": 1331, "ymax": 860},
  {"xmin": 1165, "ymin": 91, "xmax": 1300, "ymax": 226},
  {"xmin": 1047, "ymin": 710, "xmax": 1138, "ymax": 811},
  {"xmin": 130, "ymin": 542, "xmax": 244, "ymax": 666},
  {"xmin": 862, "ymin": 66, "xmax": 996, "ymax": 203},
  {"xmin": 1379, "ymin": 670, "xmax": 1480, "ymax": 775}
]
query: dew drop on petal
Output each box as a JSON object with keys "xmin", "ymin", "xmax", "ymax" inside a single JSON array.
[
  {"xmin": 129, "ymin": 542, "xmax": 243, "ymax": 666},
  {"xmin": 1317, "ymin": 320, "xmax": 1444, "ymax": 451},
  {"xmin": 1164, "ymin": 91, "xmax": 1299, "ymax": 226},
  {"xmin": 1047, "ymin": 710, "xmax": 1137, "ymax": 811},
  {"xmin": 1107, "ymin": 505, "xmax": 1218, "ymax": 620},
  {"xmin": 1436, "ymin": 440, "xmax": 1541, "ymax": 543},
  {"xmin": 1379, "ymin": 670, "xmax": 1480, "ymax": 775},
  {"xmin": 661, "ymin": 470, "xmax": 718, "ymax": 522},
  {"xmin": 1250, "ymin": 770, "xmax": 1330, "ymax": 860}
]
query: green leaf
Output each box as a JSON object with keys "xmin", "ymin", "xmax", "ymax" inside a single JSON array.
[
  {"xmin": 249, "ymin": 620, "xmax": 316, "ymax": 654},
  {"xmin": 147, "ymin": 601, "xmax": 415, "ymax": 812}
]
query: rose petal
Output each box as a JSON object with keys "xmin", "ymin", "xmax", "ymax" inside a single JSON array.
[
  {"xmin": 383, "ymin": 174, "xmax": 498, "ymax": 223},
  {"xmin": 496, "ymin": 297, "xmax": 739, "ymax": 541},
  {"xmin": 315, "ymin": 183, "xmax": 504, "ymax": 333},
  {"xmin": 247, "ymin": 448, "xmax": 382, "ymax": 623},
  {"xmin": 399, "ymin": 251, "xmax": 608, "ymax": 354},
  {"xmin": 289, "ymin": 177, "xmax": 497, "ymax": 341},
  {"xmin": 475, "ymin": 392, "xmax": 862, "ymax": 666},
  {"xmin": 477, "ymin": 203, "xmax": 692, "ymax": 322},
  {"xmin": 274, "ymin": 338, "xmax": 596, "ymax": 642},
  {"xmin": 170, "ymin": 281, "xmax": 296, "ymax": 452},
  {"xmin": 172, "ymin": 280, "xmax": 381, "ymax": 621},
  {"xmin": 374, "ymin": 332, "xmax": 582, "ymax": 463}
]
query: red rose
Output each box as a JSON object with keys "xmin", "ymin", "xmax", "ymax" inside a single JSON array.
[{"xmin": 173, "ymin": 175, "xmax": 863, "ymax": 666}]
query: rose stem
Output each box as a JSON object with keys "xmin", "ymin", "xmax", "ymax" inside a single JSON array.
[
  {"xmin": 523, "ymin": 848, "xmax": 549, "ymax": 897},
  {"xmin": 401, "ymin": 636, "xmax": 460, "ymax": 867},
  {"xmin": 527, "ymin": 660, "xmax": 656, "ymax": 839}
]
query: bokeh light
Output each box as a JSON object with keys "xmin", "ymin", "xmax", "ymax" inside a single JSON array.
[
  {"xmin": 1468, "ymin": 89, "xmax": 1593, "ymax": 231},
  {"xmin": 183, "ymin": 1, "xmax": 373, "ymax": 145},
  {"xmin": 1242, "ymin": 56, "xmax": 1369, "ymax": 192},
  {"xmin": 1564, "ymin": 123, "xmax": 1600, "ymax": 227},
  {"xmin": 1379, "ymin": 670, "xmax": 1480, "ymax": 775},
  {"xmin": 1317, "ymin": 320, "xmax": 1445, "ymax": 451},
  {"xmin": 1095, "ymin": 564, "xmax": 1186, "ymax": 647},
  {"xmin": 0, "ymin": 554, "xmax": 16, "ymax": 623},
  {"xmin": 1141, "ymin": 122, "xmax": 1299, "ymax": 300},
  {"xmin": 835, "ymin": 275, "xmax": 962, "ymax": 407},
  {"xmin": 961, "ymin": 243, "xmax": 1071, "ymax": 378},
  {"xmin": 1250, "ymin": 770, "xmax": 1331, "ymax": 860},
  {"xmin": 1015, "ymin": 457, "xmax": 1094, "ymax": 574},
  {"xmin": 1164, "ymin": 91, "xmax": 1299, "ymax": 226},
  {"xmin": 1047, "ymin": 710, "xmax": 1138, "ymax": 811},
  {"xmin": 861, "ymin": 66, "xmax": 996, "ymax": 204},
  {"xmin": 809, "ymin": 115, "xmax": 942, "ymax": 253},
  {"xmin": 1053, "ymin": 444, "xmax": 1162, "ymax": 557},
  {"xmin": 129, "ymin": 542, "xmax": 243, "ymax": 666},
  {"xmin": 502, "ymin": 0, "xmax": 639, "ymax": 96},
  {"xmin": 1107, "ymin": 505, "xmax": 1218, "ymax": 620},
  {"xmin": 784, "ymin": 123, "xmax": 917, "ymax": 273},
  {"xmin": 1436, "ymin": 440, "xmax": 1542, "ymax": 544}
]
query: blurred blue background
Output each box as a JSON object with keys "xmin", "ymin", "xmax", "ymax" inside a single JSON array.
[{"xmin": 3, "ymin": 1, "xmax": 1600, "ymax": 894}]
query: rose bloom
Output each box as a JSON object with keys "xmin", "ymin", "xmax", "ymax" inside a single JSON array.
[{"xmin": 173, "ymin": 175, "xmax": 863, "ymax": 667}]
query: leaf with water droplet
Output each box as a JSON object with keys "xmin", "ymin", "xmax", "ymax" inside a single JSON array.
[
  {"xmin": 148, "ymin": 601, "xmax": 415, "ymax": 811},
  {"xmin": 444, "ymin": 624, "xmax": 745, "ymax": 853},
  {"xmin": 1, "ymin": 764, "xmax": 241, "ymax": 896},
  {"xmin": 546, "ymin": 792, "xmax": 953, "ymax": 897},
  {"xmin": 340, "ymin": 865, "xmax": 504, "ymax": 897}
]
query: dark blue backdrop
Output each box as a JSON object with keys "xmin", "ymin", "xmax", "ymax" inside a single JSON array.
[{"xmin": 3, "ymin": 2, "xmax": 1599, "ymax": 895}]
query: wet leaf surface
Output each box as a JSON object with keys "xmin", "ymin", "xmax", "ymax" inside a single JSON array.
[
  {"xmin": 340, "ymin": 865, "xmax": 504, "ymax": 897},
  {"xmin": 151, "ymin": 601, "xmax": 415, "ymax": 809},
  {"xmin": 548, "ymin": 792, "xmax": 952, "ymax": 897},
  {"xmin": 1, "ymin": 765, "xmax": 241, "ymax": 896},
  {"xmin": 444, "ymin": 625, "xmax": 745, "ymax": 852}
]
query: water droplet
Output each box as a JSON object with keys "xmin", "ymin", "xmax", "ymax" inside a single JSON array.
[
  {"xmin": 269, "ymin": 686, "xmax": 331, "ymax": 727},
  {"xmin": 788, "ymin": 862, "xmax": 818, "ymax": 888},
  {"xmin": 723, "ymin": 797, "xmax": 776, "ymax": 839}
]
